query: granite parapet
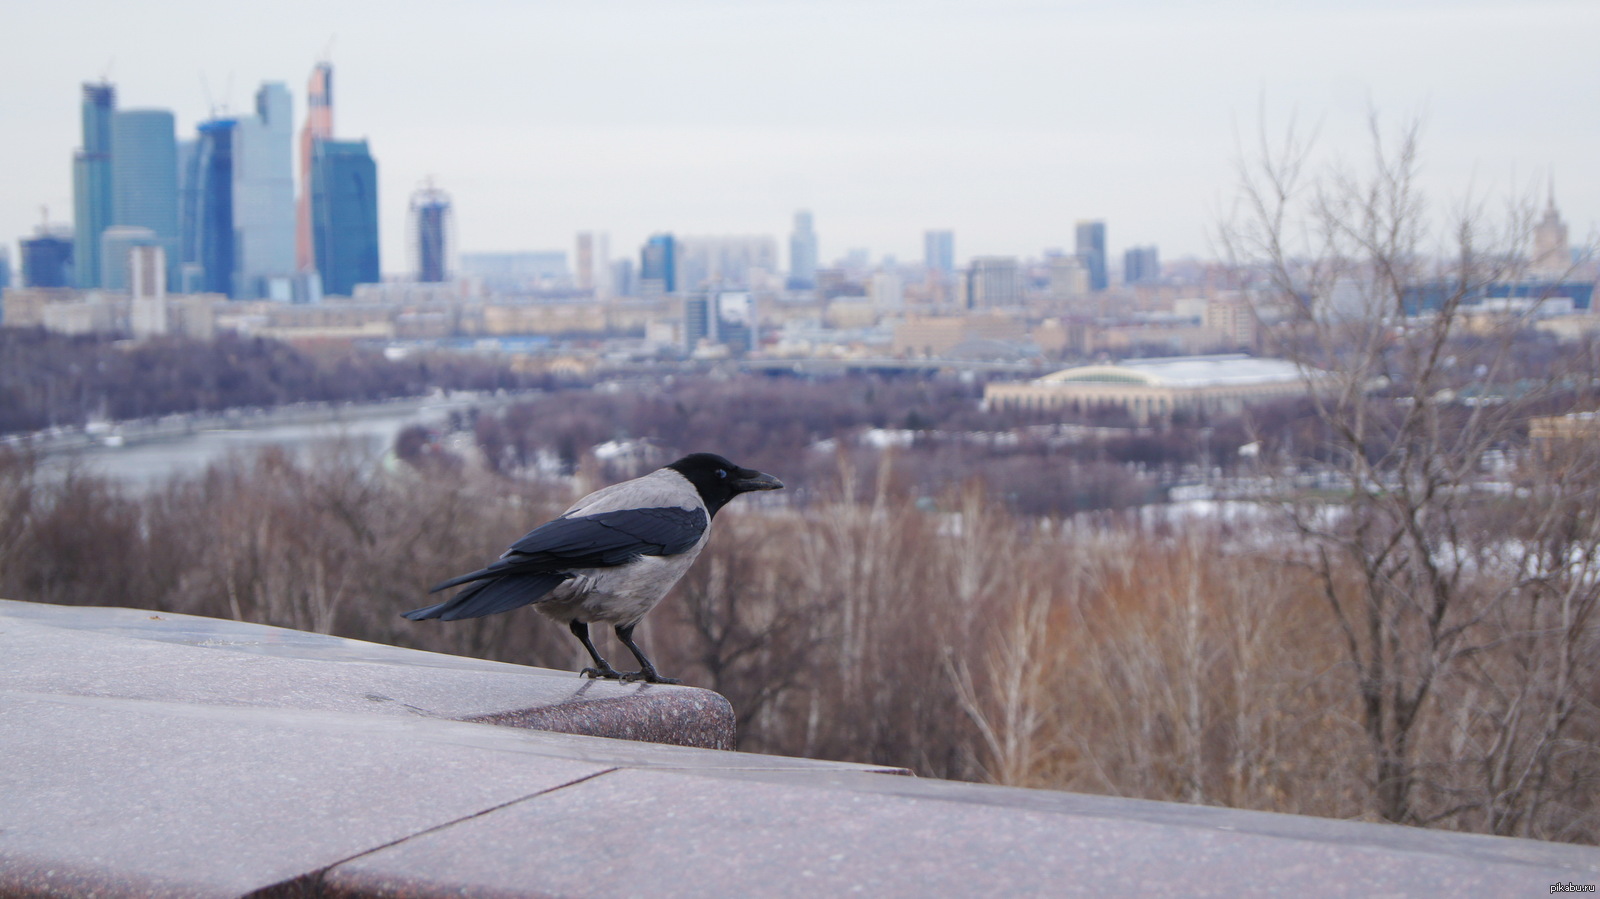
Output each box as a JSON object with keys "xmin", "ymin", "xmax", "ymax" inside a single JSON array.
[{"xmin": 3, "ymin": 598, "xmax": 1597, "ymax": 898}]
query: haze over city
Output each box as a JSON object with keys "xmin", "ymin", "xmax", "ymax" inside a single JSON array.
[{"xmin": 4, "ymin": 0, "xmax": 1596, "ymax": 273}]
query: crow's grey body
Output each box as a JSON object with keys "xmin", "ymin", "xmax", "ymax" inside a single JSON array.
[
  {"xmin": 405, "ymin": 453, "xmax": 782, "ymax": 683},
  {"xmin": 523, "ymin": 468, "xmax": 711, "ymax": 629}
]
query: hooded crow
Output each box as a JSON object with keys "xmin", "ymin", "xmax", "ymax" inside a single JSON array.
[{"xmin": 404, "ymin": 453, "xmax": 782, "ymax": 684}]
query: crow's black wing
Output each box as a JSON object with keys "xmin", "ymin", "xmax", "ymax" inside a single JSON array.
[
  {"xmin": 425, "ymin": 506, "xmax": 708, "ymax": 594},
  {"xmin": 404, "ymin": 506, "xmax": 708, "ymax": 622},
  {"xmin": 507, "ymin": 505, "xmax": 708, "ymax": 565}
]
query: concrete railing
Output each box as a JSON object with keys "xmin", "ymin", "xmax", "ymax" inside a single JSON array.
[{"xmin": 2, "ymin": 598, "xmax": 1596, "ymax": 897}]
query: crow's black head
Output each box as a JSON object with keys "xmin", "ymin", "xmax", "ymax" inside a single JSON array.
[{"xmin": 666, "ymin": 453, "xmax": 783, "ymax": 517}]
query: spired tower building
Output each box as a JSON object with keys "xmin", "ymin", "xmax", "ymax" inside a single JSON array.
[{"xmin": 1530, "ymin": 181, "xmax": 1571, "ymax": 279}]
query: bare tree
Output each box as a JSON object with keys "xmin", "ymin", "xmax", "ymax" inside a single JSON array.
[{"xmin": 1223, "ymin": 110, "xmax": 1600, "ymax": 835}]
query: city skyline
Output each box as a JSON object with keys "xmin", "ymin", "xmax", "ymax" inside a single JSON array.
[{"xmin": 3, "ymin": 0, "xmax": 1596, "ymax": 277}]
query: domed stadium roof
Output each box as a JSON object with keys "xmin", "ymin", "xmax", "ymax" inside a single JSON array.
[{"xmin": 1035, "ymin": 354, "xmax": 1305, "ymax": 388}]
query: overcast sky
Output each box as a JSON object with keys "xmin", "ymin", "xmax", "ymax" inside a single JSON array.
[{"xmin": 4, "ymin": 0, "xmax": 1596, "ymax": 276}]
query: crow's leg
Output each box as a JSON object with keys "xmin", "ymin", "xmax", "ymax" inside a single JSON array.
[
  {"xmin": 615, "ymin": 623, "xmax": 681, "ymax": 685},
  {"xmin": 570, "ymin": 620, "xmax": 623, "ymax": 680}
]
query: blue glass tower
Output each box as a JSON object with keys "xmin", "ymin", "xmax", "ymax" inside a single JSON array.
[
  {"xmin": 1075, "ymin": 220, "xmax": 1107, "ymax": 292},
  {"xmin": 411, "ymin": 185, "xmax": 450, "ymax": 283},
  {"xmin": 183, "ymin": 119, "xmax": 237, "ymax": 296},
  {"xmin": 641, "ymin": 233, "xmax": 677, "ymax": 294},
  {"xmin": 21, "ymin": 230, "xmax": 75, "ymax": 288},
  {"xmin": 111, "ymin": 109, "xmax": 180, "ymax": 289},
  {"xmin": 310, "ymin": 139, "xmax": 380, "ymax": 296}
]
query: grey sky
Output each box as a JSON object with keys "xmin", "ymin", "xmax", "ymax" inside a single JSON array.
[{"xmin": 4, "ymin": 0, "xmax": 1595, "ymax": 275}]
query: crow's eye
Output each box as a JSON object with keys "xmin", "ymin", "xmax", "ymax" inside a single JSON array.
[{"xmin": 716, "ymin": 469, "xmax": 728, "ymax": 479}]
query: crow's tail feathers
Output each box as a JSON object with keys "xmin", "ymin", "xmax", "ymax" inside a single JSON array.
[{"xmin": 402, "ymin": 572, "xmax": 569, "ymax": 622}]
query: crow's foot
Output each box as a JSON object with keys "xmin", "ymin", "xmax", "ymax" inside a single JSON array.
[{"xmin": 581, "ymin": 664, "xmax": 624, "ymax": 680}]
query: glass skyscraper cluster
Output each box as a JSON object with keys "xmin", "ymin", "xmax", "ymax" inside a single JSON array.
[{"xmin": 66, "ymin": 68, "xmax": 379, "ymax": 302}]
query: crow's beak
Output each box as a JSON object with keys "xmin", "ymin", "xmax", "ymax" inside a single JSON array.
[{"xmin": 732, "ymin": 470, "xmax": 784, "ymax": 493}]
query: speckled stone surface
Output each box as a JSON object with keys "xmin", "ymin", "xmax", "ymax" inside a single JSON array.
[
  {"xmin": 0, "ymin": 598, "xmax": 734, "ymax": 749},
  {"xmin": 3, "ymin": 599, "xmax": 1598, "ymax": 898},
  {"xmin": 318, "ymin": 767, "xmax": 1600, "ymax": 898}
]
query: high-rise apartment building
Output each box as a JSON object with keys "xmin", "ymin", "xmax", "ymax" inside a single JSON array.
[
  {"xmin": 1123, "ymin": 245, "xmax": 1160, "ymax": 285},
  {"xmin": 1048, "ymin": 252, "xmax": 1088, "ymax": 303},
  {"xmin": 111, "ymin": 109, "xmax": 179, "ymax": 289},
  {"xmin": 411, "ymin": 185, "xmax": 451, "ymax": 284},
  {"xmin": 924, "ymin": 229, "xmax": 955, "ymax": 275},
  {"xmin": 969, "ymin": 256, "xmax": 1022, "ymax": 308},
  {"xmin": 576, "ymin": 232, "xmax": 594, "ymax": 291},
  {"xmin": 788, "ymin": 210, "xmax": 817, "ymax": 289},
  {"xmin": 1075, "ymin": 220, "xmax": 1107, "ymax": 292},
  {"xmin": 72, "ymin": 83, "xmax": 116, "ymax": 288},
  {"xmin": 310, "ymin": 139, "xmax": 380, "ymax": 296}
]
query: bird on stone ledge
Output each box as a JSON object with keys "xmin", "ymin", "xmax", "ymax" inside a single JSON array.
[{"xmin": 404, "ymin": 453, "xmax": 782, "ymax": 685}]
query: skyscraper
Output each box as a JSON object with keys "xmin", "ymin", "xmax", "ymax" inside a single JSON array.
[
  {"xmin": 72, "ymin": 83, "xmax": 116, "ymax": 288},
  {"xmin": 1530, "ymin": 182, "xmax": 1571, "ymax": 278},
  {"xmin": 924, "ymin": 229, "xmax": 955, "ymax": 275},
  {"xmin": 111, "ymin": 109, "xmax": 179, "ymax": 289},
  {"xmin": 182, "ymin": 118, "xmax": 237, "ymax": 296},
  {"xmin": 311, "ymin": 139, "xmax": 380, "ymax": 296},
  {"xmin": 297, "ymin": 62, "xmax": 334, "ymax": 275},
  {"xmin": 641, "ymin": 233, "xmax": 677, "ymax": 295},
  {"xmin": 21, "ymin": 227, "xmax": 74, "ymax": 288},
  {"xmin": 411, "ymin": 184, "xmax": 451, "ymax": 283},
  {"xmin": 1076, "ymin": 220, "xmax": 1107, "ymax": 292},
  {"xmin": 182, "ymin": 84, "xmax": 297, "ymax": 299},
  {"xmin": 788, "ymin": 210, "xmax": 817, "ymax": 290},
  {"xmin": 233, "ymin": 83, "xmax": 296, "ymax": 299},
  {"xmin": 576, "ymin": 232, "xmax": 594, "ymax": 291}
]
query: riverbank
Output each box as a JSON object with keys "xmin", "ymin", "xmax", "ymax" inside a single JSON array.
[{"xmin": 19, "ymin": 390, "xmax": 542, "ymax": 489}]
